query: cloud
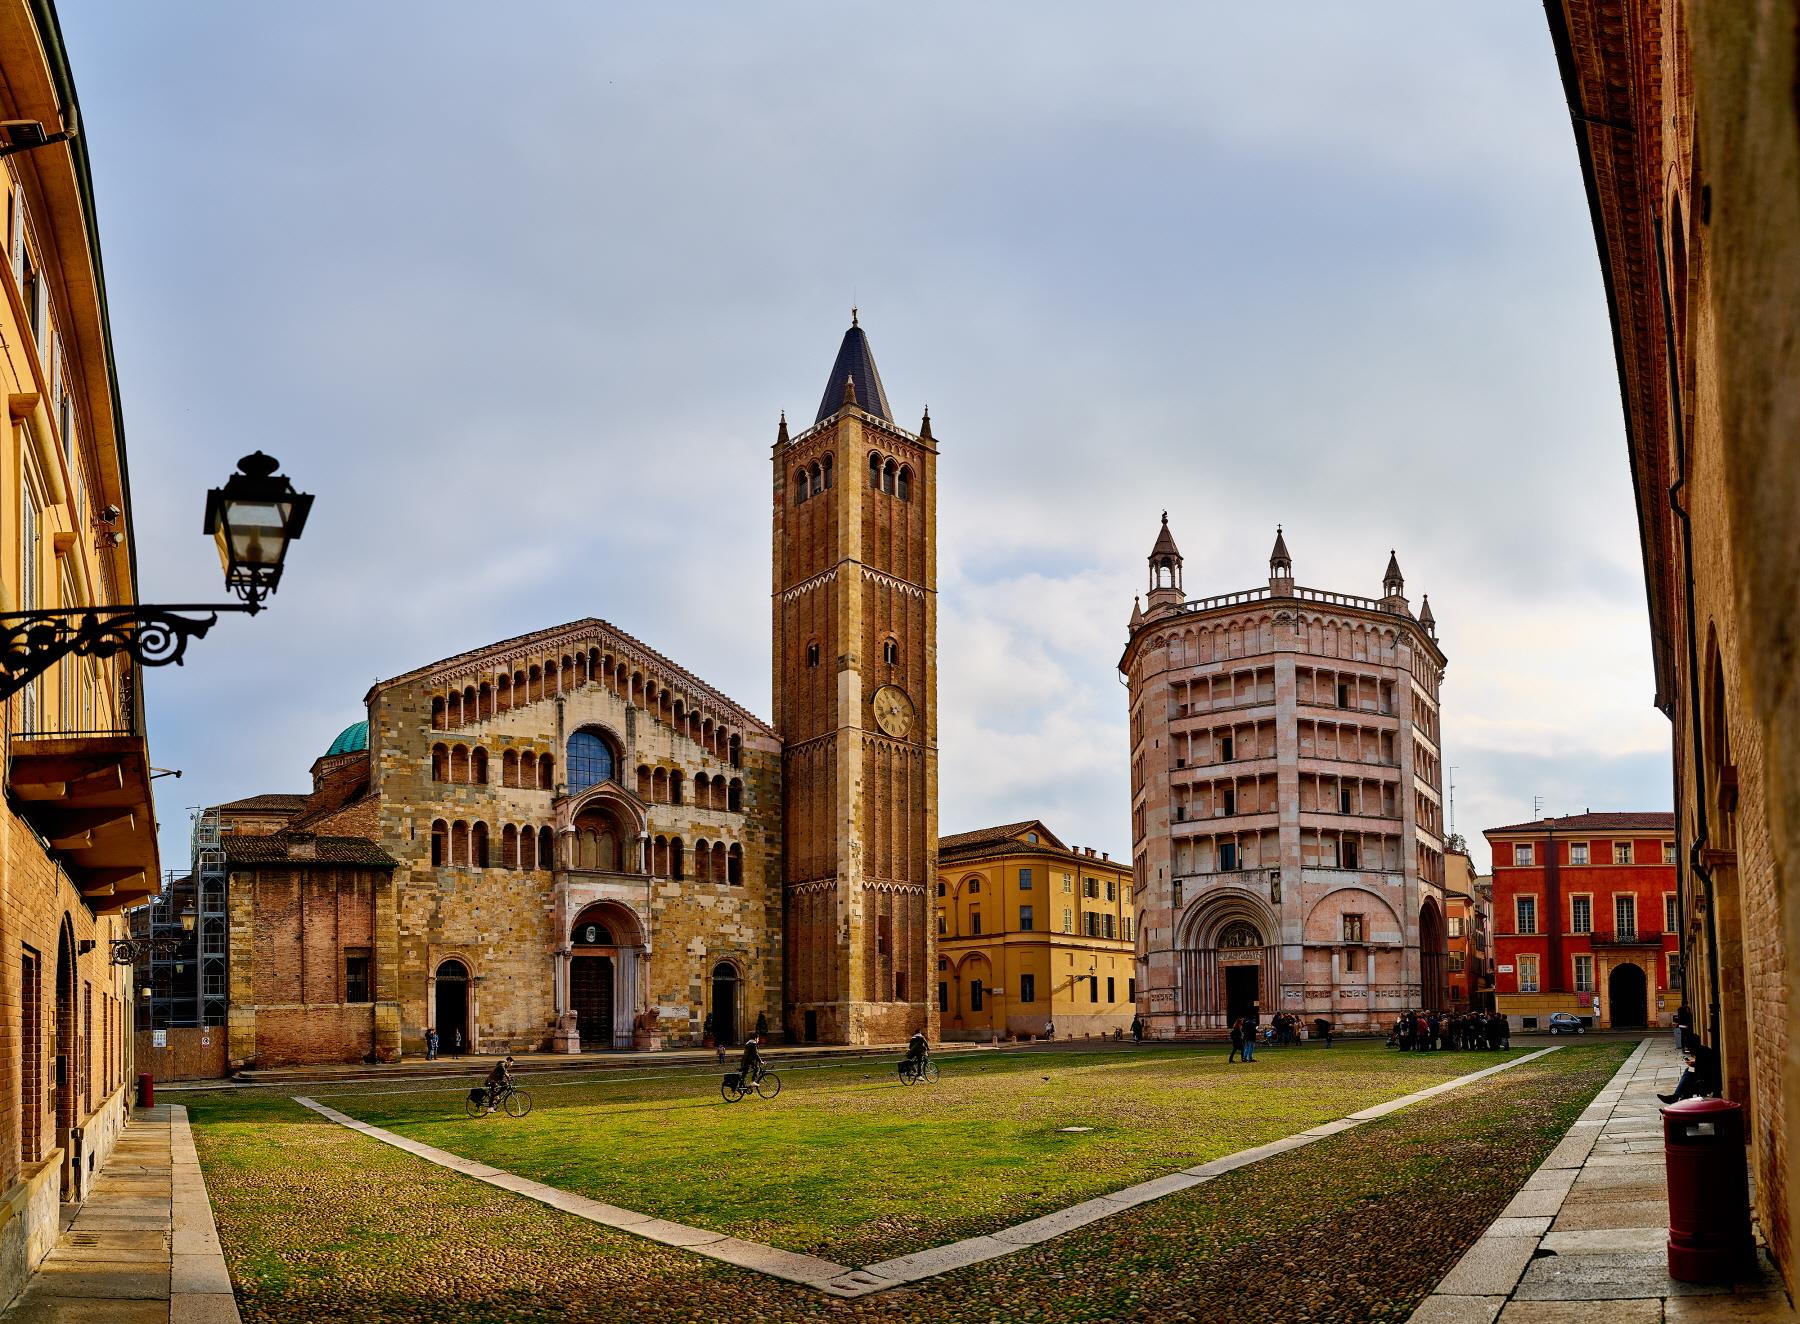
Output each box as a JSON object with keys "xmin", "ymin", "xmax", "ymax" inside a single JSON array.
[{"xmin": 50, "ymin": 3, "xmax": 1669, "ymax": 878}]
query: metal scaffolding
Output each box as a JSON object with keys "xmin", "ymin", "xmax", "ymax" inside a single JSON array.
[{"xmin": 194, "ymin": 807, "xmax": 227, "ymax": 1027}]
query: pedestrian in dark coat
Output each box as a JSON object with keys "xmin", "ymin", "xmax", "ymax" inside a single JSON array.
[
  {"xmin": 425, "ymin": 1028, "xmax": 439, "ymax": 1061},
  {"xmin": 1130, "ymin": 1015, "xmax": 1144, "ymax": 1046},
  {"xmin": 1228, "ymin": 1019, "xmax": 1245, "ymax": 1063}
]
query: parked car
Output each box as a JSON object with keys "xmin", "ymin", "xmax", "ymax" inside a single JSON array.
[{"xmin": 1547, "ymin": 1012, "xmax": 1588, "ymax": 1035}]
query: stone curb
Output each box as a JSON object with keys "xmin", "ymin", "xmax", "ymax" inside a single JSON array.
[
  {"xmin": 296, "ymin": 1047, "xmax": 1563, "ymax": 1300},
  {"xmin": 170, "ymin": 1104, "xmax": 244, "ymax": 1324}
]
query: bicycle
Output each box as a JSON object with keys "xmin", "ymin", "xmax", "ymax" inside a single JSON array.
[
  {"xmin": 720, "ymin": 1067, "xmax": 781, "ymax": 1102},
  {"xmin": 465, "ymin": 1080, "xmax": 534, "ymax": 1118},
  {"xmin": 898, "ymin": 1056, "xmax": 940, "ymax": 1085}
]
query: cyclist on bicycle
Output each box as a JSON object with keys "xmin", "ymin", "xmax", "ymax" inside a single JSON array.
[
  {"xmin": 904, "ymin": 1030, "xmax": 929, "ymax": 1073},
  {"xmin": 737, "ymin": 1035, "xmax": 764, "ymax": 1086},
  {"xmin": 484, "ymin": 1055, "xmax": 515, "ymax": 1114}
]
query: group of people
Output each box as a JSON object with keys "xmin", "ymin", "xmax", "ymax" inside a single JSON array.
[
  {"xmin": 1387, "ymin": 1009, "xmax": 1511, "ymax": 1052},
  {"xmin": 423, "ymin": 1026, "xmax": 463, "ymax": 1060}
]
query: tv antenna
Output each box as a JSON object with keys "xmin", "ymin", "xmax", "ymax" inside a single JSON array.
[{"xmin": 1533, "ymin": 794, "xmax": 1545, "ymax": 819}]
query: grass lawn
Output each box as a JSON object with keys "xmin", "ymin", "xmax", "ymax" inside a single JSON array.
[
  {"xmin": 305, "ymin": 1041, "xmax": 1528, "ymax": 1264},
  {"xmin": 184, "ymin": 1041, "xmax": 1635, "ymax": 1324}
]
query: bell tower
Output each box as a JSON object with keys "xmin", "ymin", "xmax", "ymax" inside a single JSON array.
[{"xmin": 772, "ymin": 314, "xmax": 938, "ymax": 1045}]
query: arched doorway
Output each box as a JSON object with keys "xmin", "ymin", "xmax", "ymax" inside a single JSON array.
[
  {"xmin": 54, "ymin": 921, "xmax": 74, "ymax": 1193},
  {"xmin": 1218, "ymin": 920, "xmax": 1264, "ymax": 1026},
  {"xmin": 434, "ymin": 960, "xmax": 470, "ymax": 1053},
  {"xmin": 1608, "ymin": 962, "xmax": 1648, "ymax": 1029},
  {"xmin": 711, "ymin": 963, "xmax": 740, "ymax": 1047},
  {"xmin": 1419, "ymin": 900, "xmax": 1448, "ymax": 1011},
  {"xmin": 572, "ymin": 951, "xmax": 615, "ymax": 1046},
  {"xmin": 566, "ymin": 902, "xmax": 644, "ymax": 1051}
]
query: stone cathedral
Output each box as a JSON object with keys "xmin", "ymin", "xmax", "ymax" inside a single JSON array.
[{"xmin": 212, "ymin": 319, "xmax": 938, "ymax": 1066}]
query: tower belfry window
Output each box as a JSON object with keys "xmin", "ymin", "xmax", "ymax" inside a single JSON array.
[
  {"xmin": 870, "ymin": 452, "xmax": 882, "ymax": 488},
  {"xmin": 883, "ymin": 639, "xmax": 898, "ymax": 666},
  {"xmin": 883, "ymin": 458, "xmax": 897, "ymax": 494},
  {"xmin": 806, "ymin": 642, "xmax": 820, "ymax": 668},
  {"xmin": 897, "ymin": 466, "xmax": 911, "ymax": 501}
]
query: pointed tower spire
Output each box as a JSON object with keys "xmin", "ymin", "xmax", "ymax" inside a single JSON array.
[
  {"xmin": 1130, "ymin": 594, "xmax": 1144, "ymax": 629},
  {"xmin": 1146, "ymin": 512, "xmax": 1184, "ymax": 610},
  {"xmin": 776, "ymin": 410, "xmax": 790, "ymax": 447},
  {"xmin": 1418, "ymin": 593, "xmax": 1436, "ymax": 639},
  {"xmin": 1383, "ymin": 550, "xmax": 1404, "ymax": 597},
  {"xmin": 1269, "ymin": 524, "xmax": 1294, "ymax": 594},
  {"xmin": 815, "ymin": 315, "xmax": 893, "ymax": 423},
  {"xmin": 918, "ymin": 405, "xmax": 932, "ymax": 441}
]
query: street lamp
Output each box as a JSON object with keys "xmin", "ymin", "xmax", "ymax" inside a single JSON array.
[
  {"xmin": 203, "ymin": 451, "xmax": 313, "ymax": 611},
  {"xmin": 0, "ymin": 452, "xmax": 313, "ymax": 700}
]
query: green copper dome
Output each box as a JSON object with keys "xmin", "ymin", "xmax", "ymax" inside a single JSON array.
[{"xmin": 325, "ymin": 720, "xmax": 369, "ymax": 757}]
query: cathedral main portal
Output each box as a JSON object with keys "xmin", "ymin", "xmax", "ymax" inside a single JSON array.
[{"xmin": 572, "ymin": 954, "xmax": 615, "ymax": 1047}]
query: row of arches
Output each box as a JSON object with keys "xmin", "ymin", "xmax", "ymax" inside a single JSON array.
[
  {"xmin": 429, "ymin": 647, "xmax": 744, "ymax": 767},
  {"xmin": 634, "ymin": 764, "xmax": 743, "ymax": 811},
  {"xmin": 794, "ymin": 453, "xmax": 834, "ymax": 503},
  {"xmin": 431, "ymin": 820, "xmax": 556, "ymax": 869},
  {"xmin": 431, "ymin": 815, "xmax": 744, "ymax": 883},
  {"xmin": 430, "ymin": 743, "xmax": 557, "ymax": 789},
  {"xmin": 868, "ymin": 451, "xmax": 913, "ymax": 500}
]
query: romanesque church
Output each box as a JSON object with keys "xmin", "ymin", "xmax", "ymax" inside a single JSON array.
[{"xmin": 214, "ymin": 320, "xmax": 938, "ymax": 1064}]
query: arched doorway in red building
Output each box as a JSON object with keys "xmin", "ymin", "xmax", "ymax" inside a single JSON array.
[{"xmin": 1608, "ymin": 962, "xmax": 1648, "ymax": 1029}]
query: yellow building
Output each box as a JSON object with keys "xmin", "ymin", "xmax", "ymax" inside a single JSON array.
[
  {"xmin": 0, "ymin": 0, "xmax": 160, "ymax": 1299},
  {"xmin": 936, "ymin": 821, "xmax": 1135, "ymax": 1041}
]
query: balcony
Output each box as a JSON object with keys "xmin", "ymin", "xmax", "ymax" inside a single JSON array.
[
  {"xmin": 1587, "ymin": 927, "xmax": 1664, "ymax": 947},
  {"xmin": 9, "ymin": 728, "xmax": 160, "ymax": 912}
]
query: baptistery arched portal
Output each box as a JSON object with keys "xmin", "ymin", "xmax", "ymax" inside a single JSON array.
[{"xmin": 1174, "ymin": 889, "xmax": 1280, "ymax": 1033}]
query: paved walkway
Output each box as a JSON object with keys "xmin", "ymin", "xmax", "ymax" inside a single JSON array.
[
  {"xmin": 1409, "ymin": 1037, "xmax": 1798, "ymax": 1323},
  {"xmin": 1, "ymin": 1105, "xmax": 239, "ymax": 1323},
  {"xmin": 301, "ymin": 1044, "xmax": 1560, "ymax": 1299}
]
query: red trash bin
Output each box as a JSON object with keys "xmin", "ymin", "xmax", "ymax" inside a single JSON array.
[
  {"xmin": 137, "ymin": 1072, "xmax": 154, "ymax": 1108},
  {"xmin": 1663, "ymin": 1096, "xmax": 1756, "ymax": 1281}
]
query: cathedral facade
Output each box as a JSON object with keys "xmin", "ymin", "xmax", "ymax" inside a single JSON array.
[
  {"xmin": 216, "ymin": 319, "xmax": 938, "ymax": 1060},
  {"xmin": 1123, "ymin": 521, "xmax": 1450, "ymax": 1037}
]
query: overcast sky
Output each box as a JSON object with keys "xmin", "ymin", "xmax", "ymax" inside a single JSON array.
[{"xmin": 59, "ymin": 2, "xmax": 1672, "ymax": 876}]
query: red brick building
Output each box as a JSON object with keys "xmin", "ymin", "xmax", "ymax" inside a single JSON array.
[{"xmin": 1487, "ymin": 813, "xmax": 1677, "ymax": 1031}]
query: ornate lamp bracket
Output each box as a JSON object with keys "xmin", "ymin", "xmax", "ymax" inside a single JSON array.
[
  {"xmin": 109, "ymin": 935, "xmax": 186, "ymax": 965},
  {"xmin": 0, "ymin": 603, "xmax": 256, "ymax": 703}
]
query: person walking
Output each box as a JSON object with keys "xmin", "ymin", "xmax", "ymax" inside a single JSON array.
[
  {"xmin": 1241, "ymin": 1018, "xmax": 1257, "ymax": 1062},
  {"xmin": 451, "ymin": 1025, "xmax": 464, "ymax": 1058},
  {"xmin": 1229, "ymin": 1019, "xmax": 1245, "ymax": 1063},
  {"xmin": 425, "ymin": 1027, "xmax": 439, "ymax": 1061},
  {"xmin": 1130, "ymin": 1014, "xmax": 1144, "ymax": 1046}
]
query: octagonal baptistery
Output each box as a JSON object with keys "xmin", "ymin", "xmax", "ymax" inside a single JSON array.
[
  {"xmin": 367, "ymin": 618, "xmax": 783, "ymax": 1055},
  {"xmin": 1121, "ymin": 521, "xmax": 1450, "ymax": 1037}
]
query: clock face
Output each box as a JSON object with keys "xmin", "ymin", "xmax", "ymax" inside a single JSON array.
[{"xmin": 871, "ymin": 684, "xmax": 914, "ymax": 738}]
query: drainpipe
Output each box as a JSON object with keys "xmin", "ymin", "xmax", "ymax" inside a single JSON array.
[{"xmin": 1653, "ymin": 215, "xmax": 1721, "ymax": 1051}]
